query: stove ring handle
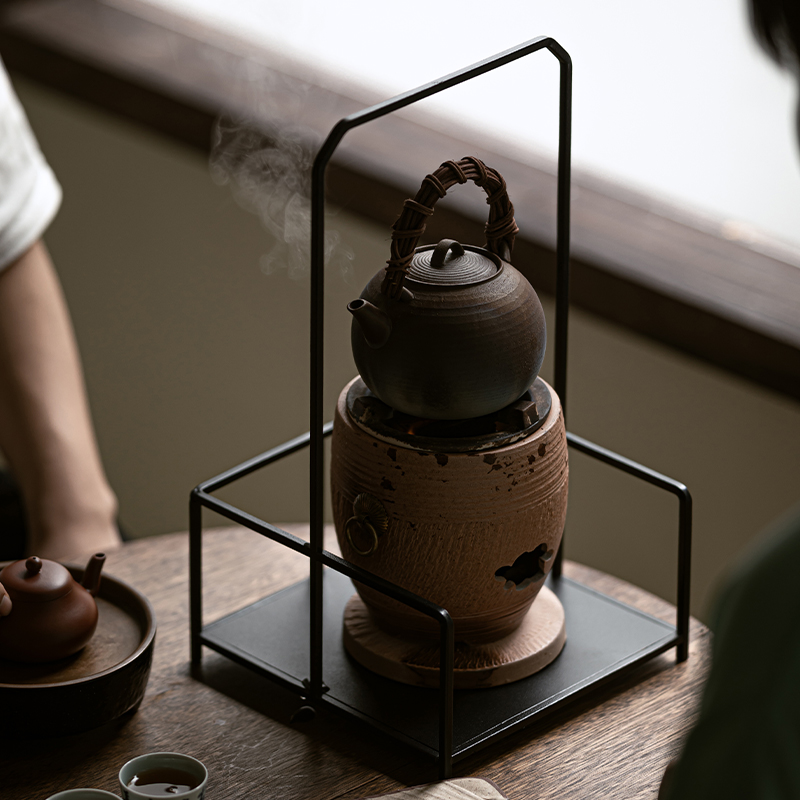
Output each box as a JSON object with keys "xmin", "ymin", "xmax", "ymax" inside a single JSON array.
[{"xmin": 345, "ymin": 516, "xmax": 379, "ymax": 557}]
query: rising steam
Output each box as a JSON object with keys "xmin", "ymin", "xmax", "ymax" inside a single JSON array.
[{"xmin": 210, "ymin": 114, "xmax": 354, "ymax": 281}]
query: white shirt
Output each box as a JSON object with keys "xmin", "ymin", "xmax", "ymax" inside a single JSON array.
[{"xmin": 0, "ymin": 59, "xmax": 61, "ymax": 272}]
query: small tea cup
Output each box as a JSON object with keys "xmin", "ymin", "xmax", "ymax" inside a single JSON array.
[
  {"xmin": 46, "ymin": 791, "xmax": 121, "ymax": 800},
  {"xmin": 119, "ymin": 753, "xmax": 207, "ymax": 800}
]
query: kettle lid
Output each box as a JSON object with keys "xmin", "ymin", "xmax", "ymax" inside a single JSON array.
[
  {"xmin": 0, "ymin": 557, "xmax": 73, "ymax": 603},
  {"xmin": 406, "ymin": 239, "xmax": 501, "ymax": 288}
]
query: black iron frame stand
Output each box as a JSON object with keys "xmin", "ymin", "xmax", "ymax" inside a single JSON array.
[{"xmin": 190, "ymin": 37, "xmax": 692, "ymax": 780}]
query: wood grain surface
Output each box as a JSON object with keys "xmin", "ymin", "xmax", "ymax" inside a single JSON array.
[
  {"xmin": 1, "ymin": 526, "xmax": 710, "ymax": 799},
  {"xmin": 364, "ymin": 778, "xmax": 508, "ymax": 799}
]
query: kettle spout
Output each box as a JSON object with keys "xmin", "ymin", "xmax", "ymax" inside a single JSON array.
[
  {"xmin": 81, "ymin": 552, "xmax": 106, "ymax": 597},
  {"xmin": 348, "ymin": 299, "xmax": 392, "ymax": 349}
]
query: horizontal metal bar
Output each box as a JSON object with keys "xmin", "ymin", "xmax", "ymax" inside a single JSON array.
[
  {"xmin": 191, "ymin": 488, "xmax": 311, "ymax": 556},
  {"xmin": 314, "ymin": 36, "xmax": 566, "ymax": 169},
  {"xmin": 196, "ymin": 422, "xmax": 334, "ymax": 495},
  {"xmin": 199, "ymin": 634, "xmax": 306, "ymax": 695},
  {"xmin": 320, "ymin": 549, "xmax": 454, "ymax": 625},
  {"xmin": 566, "ymin": 431, "xmax": 692, "ymax": 661},
  {"xmin": 567, "ymin": 432, "xmax": 688, "ymax": 496}
]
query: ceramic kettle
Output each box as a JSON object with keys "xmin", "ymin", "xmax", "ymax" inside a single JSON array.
[
  {"xmin": 348, "ymin": 156, "xmax": 546, "ymax": 420},
  {"xmin": 0, "ymin": 553, "xmax": 105, "ymax": 663}
]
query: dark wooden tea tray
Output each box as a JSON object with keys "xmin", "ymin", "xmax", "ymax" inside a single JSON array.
[{"xmin": 0, "ymin": 563, "xmax": 156, "ymax": 737}]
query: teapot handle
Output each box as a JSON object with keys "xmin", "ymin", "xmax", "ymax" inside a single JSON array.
[{"xmin": 382, "ymin": 156, "xmax": 519, "ymax": 299}]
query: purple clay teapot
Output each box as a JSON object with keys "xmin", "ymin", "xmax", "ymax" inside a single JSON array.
[
  {"xmin": 348, "ymin": 156, "xmax": 546, "ymax": 420},
  {"xmin": 0, "ymin": 553, "xmax": 105, "ymax": 663}
]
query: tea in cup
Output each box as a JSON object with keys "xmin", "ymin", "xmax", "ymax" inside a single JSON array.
[{"xmin": 119, "ymin": 753, "xmax": 207, "ymax": 800}]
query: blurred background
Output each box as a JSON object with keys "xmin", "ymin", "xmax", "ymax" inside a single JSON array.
[{"xmin": 3, "ymin": 0, "xmax": 800, "ymax": 624}]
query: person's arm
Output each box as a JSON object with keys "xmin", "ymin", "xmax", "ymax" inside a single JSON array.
[{"xmin": 0, "ymin": 239, "xmax": 120, "ymax": 561}]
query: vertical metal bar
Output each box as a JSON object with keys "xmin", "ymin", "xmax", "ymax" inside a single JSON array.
[
  {"xmin": 676, "ymin": 487, "xmax": 693, "ymax": 661},
  {"xmin": 438, "ymin": 612, "xmax": 455, "ymax": 780},
  {"xmin": 189, "ymin": 489, "xmax": 203, "ymax": 664},
  {"xmin": 551, "ymin": 47, "xmax": 572, "ymax": 580},
  {"xmin": 309, "ymin": 151, "xmax": 330, "ymax": 699},
  {"xmin": 552, "ymin": 49, "xmax": 572, "ymax": 417}
]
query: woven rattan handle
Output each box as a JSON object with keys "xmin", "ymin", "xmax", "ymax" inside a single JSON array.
[{"xmin": 381, "ymin": 156, "xmax": 519, "ymax": 299}]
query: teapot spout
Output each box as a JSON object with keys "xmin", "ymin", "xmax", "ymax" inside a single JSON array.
[
  {"xmin": 81, "ymin": 553, "xmax": 106, "ymax": 597},
  {"xmin": 348, "ymin": 299, "xmax": 392, "ymax": 349}
]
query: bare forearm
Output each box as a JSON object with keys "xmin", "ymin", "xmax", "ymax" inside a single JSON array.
[{"xmin": 0, "ymin": 241, "xmax": 119, "ymax": 560}]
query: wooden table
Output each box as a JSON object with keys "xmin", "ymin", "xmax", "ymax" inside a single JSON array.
[{"xmin": 3, "ymin": 526, "xmax": 710, "ymax": 799}]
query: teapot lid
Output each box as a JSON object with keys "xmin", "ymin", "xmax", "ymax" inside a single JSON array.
[
  {"xmin": 406, "ymin": 239, "xmax": 501, "ymax": 288},
  {"xmin": 0, "ymin": 557, "xmax": 73, "ymax": 603}
]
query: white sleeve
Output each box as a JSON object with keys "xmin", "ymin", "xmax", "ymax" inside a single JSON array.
[{"xmin": 0, "ymin": 59, "xmax": 62, "ymax": 272}]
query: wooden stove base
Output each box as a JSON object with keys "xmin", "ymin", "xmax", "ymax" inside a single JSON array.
[{"xmin": 342, "ymin": 586, "xmax": 566, "ymax": 689}]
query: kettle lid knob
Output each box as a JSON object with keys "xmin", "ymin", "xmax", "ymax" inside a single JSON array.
[
  {"xmin": 406, "ymin": 239, "xmax": 501, "ymax": 287},
  {"xmin": 430, "ymin": 238, "xmax": 465, "ymax": 267},
  {"xmin": 25, "ymin": 556, "xmax": 43, "ymax": 576}
]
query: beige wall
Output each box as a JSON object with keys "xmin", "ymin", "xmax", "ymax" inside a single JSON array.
[{"xmin": 13, "ymin": 76, "xmax": 800, "ymax": 625}]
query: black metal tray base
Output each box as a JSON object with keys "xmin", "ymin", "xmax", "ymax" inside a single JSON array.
[{"xmin": 201, "ymin": 569, "xmax": 676, "ymax": 761}]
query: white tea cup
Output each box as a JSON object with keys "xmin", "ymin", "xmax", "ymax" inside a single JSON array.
[
  {"xmin": 46, "ymin": 791, "xmax": 121, "ymax": 800},
  {"xmin": 119, "ymin": 753, "xmax": 207, "ymax": 800}
]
